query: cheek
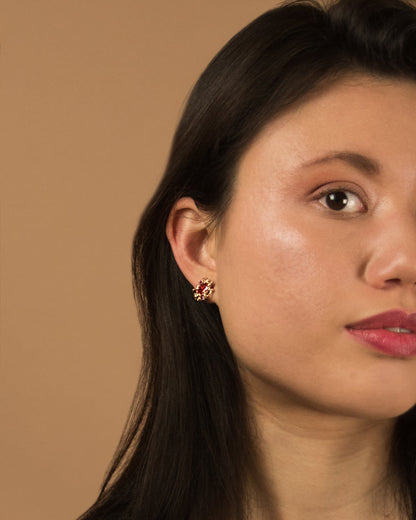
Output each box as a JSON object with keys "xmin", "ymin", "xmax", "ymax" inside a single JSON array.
[{"xmin": 215, "ymin": 207, "xmax": 351, "ymax": 368}]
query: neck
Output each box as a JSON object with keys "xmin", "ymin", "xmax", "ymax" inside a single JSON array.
[{"xmin": 244, "ymin": 383, "xmax": 401, "ymax": 520}]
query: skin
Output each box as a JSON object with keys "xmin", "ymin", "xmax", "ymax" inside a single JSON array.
[
  {"xmin": 214, "ymin": 75, "xmax": 416, "ymax": 421},
  {"xmin": 167, "ymin": 75, "xmax": 416, "ymax": 519}
]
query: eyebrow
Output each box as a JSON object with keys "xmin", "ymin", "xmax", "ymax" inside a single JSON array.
[{"xmin": 300, "ymin": 151, "xmax": 381, "ymax": 175}]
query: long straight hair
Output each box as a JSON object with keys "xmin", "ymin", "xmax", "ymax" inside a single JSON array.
[{"xmin": 80, "ymin": 1, "xmax": 416, "ymax": 518}]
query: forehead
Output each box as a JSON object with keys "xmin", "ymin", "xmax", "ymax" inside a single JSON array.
[{"xmin": 235, "ymin": 75, "xmax": 416, "ymax": 189}]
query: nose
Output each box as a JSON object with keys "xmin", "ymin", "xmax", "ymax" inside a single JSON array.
[{"xmin": 363, "ymin": 214, "xmax": 416, "ymax": 290}]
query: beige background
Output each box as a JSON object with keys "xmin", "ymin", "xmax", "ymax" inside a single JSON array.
[{"xmin": 1, "ymin": 1, "xmax": 275, "ymax": 519}]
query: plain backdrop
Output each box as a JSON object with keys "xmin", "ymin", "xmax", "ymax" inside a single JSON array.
[{"xmin": 1, "ymin": 1, "xmax": 276, "ymax": 518}]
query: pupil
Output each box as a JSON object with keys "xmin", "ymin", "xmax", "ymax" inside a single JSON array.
[{"xmin": 326, "ymin": 191, "xmax": 348, "ymax": 211}]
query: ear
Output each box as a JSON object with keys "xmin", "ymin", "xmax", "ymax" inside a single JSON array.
[{"xmin": 166, "ymin": 197, "xmax": 217, "ymax": 301}]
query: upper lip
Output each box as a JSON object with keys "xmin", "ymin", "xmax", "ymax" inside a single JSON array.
[{"xmin": 346, "ymin": 309, "xmax": 416, "ymax": 333}]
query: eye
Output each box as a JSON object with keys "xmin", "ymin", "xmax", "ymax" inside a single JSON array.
[{"xmin": 318, "ymin": 189, "xmax": 365, "ymax": 213}]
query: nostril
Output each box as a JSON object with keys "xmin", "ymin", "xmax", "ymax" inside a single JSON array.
[
  {"xmin": 386, "ymin": 278, "xmax": 401, "ymax": 285},
  {"xmin": 363, "ymin": 254, "xmax": 416, "ymax": 289}
]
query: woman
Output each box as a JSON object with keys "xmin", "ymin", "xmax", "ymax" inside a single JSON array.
[{"xmin": 80, "ymin": 0, "xmax": 416, "ymax": 518}]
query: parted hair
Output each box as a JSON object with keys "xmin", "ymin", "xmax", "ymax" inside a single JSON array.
[{"xmin": 79, "ymin": 1, "xmax": 416, "ymax": 519}]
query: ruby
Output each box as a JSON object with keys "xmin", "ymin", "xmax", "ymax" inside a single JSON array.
[{"xmin": 193, "ymin": 279, "xmax": 215, "ymax": 301}]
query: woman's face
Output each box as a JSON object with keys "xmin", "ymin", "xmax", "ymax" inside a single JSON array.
[{"xmin": 213, "ymin": 75, "xmax": 416, "ymax": 420}]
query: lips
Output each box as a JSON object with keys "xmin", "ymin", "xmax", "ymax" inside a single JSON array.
[{"xmin": 346, "ymin": 309, "xmax": 416, "ymax": 357}]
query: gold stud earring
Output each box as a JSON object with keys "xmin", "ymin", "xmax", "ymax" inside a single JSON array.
[{"xmin": 193, "ymin": 278, "xmax": 215, "ymax": 302}]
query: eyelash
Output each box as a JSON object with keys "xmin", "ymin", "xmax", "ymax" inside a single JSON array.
[{"xmin": 314, "ymin": 185, "xmax": 368, "ymax": 214}]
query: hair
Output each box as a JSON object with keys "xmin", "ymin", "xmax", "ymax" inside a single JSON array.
[{"xmin": 79, "ymin": 1, "xmax": 416, "ymax": 519}]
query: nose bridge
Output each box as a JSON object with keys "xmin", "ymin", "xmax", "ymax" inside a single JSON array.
[{"xmin": 364, "ymin": 210, "xmax": 416, "ymax": 288}]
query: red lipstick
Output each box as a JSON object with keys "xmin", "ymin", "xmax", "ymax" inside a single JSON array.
[{"xmin": 346, "ymin": 310, "xmax": 416, "ymax": 357}]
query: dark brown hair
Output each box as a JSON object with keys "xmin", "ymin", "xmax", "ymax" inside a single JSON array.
[{"xmin": 80, "ymin": 1, "xmax": 416, "ymax": 518}]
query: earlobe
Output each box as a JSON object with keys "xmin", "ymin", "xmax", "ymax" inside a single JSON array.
[{"xmin": 166, "ymin": 197, "xmax": 217, "ymax": 301}]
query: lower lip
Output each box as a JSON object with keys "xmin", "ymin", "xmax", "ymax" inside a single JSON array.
[{"xmin": 346, "ymin": 328, "xmax": 416, "ymax": 357}]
